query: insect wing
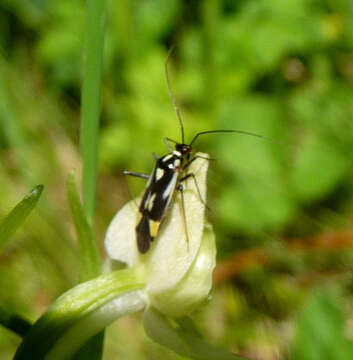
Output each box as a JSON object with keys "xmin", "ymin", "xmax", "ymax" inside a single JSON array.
[
  {"xmin": 136, "ymin": 212, "xmax": 152, "ymax": 253},
  {"xmin": 136, "ymin": 155, "xmax": 180, "ymax": 253}
]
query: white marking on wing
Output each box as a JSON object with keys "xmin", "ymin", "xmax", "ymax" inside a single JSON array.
[
  {"xmin": 162, "ymin": 154, "xmax": 173, "ymax": 162},
  {"xmin": 162, "ymin": 173, "xmax": 178, "ymax": 200},
  {"xmin": 155, "ymin": 168, "xmax": 164, "ymax": 181},
  {"xmin": 148, "ymin": 193, "xmax": 156, "ymax": 211}
]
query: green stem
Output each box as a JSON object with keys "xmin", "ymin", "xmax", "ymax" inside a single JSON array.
[
  {"xmin": 46, "ymin": 290, "xmax": 146, "ymax": 360},
  {"xmin": 14, "ymin": 268, "xmax": 146, "ymax": 360}
]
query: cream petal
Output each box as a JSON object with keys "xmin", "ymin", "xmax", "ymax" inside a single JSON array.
[
  {"xmin": 149, "ymin": 223, "xmax": 216, "ymax": 317},
  {"xmin": 104, "ymin": 198, "xmax": 140, "ymax": 267}
]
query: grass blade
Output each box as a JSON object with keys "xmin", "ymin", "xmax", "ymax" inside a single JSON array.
[
  {"xmin": 67, "ymin": 171, "xmax": 101, "ymax": 281},
  {"xmin": 80, "ymin": 0, "xmax": 107, "ymax": 221},
  {"xmin": 0, "ymin": 185, "xmax": 43, "ymax": 253},
  {"xmin": 78, "ymin": 0, "xmax": 107, "ymax": 356}
]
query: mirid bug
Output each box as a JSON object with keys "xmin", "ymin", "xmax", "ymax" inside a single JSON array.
[{"xmin": 124, "ymin": 52, "xmax": 272, "ymax": 254}]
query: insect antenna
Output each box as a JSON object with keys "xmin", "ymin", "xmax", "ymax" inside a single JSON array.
[
  {"xmin": 165, "ymin": 47, "xmax": 185, "ymax": 144},
  {"xmin": 189, "ymin": 129, "xmax": 282, "ymax": 147}
]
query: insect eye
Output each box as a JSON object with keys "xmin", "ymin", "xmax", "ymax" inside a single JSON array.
[{"xmin": 176, "ymin": 143, "xmax": 190, "ymax": 154}]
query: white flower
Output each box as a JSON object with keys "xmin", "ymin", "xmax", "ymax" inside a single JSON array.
[{"xmin": 105, "ymin": 152, "xmax": 216, "ymax": 316}]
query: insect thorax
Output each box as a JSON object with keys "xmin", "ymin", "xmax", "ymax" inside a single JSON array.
[{"xmin": 158, "ymin": 151, "xmax": 183, "ymax": 171}]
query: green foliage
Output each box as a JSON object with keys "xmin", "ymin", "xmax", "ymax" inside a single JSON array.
[
  {"xmin": 0, "ymin": 0, "xmax": 352, "ymax": 358},
  {"xmin": 291, "ymin": 290, "xmax": 353, "ymax": 360}
]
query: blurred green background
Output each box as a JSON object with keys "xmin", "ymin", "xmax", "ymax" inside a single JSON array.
[{"xmin": 0, "ymin": 0, "xmax": 353, "ymax": 359}]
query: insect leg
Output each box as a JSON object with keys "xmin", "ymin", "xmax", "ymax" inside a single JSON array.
[
  {"xmin": 182, "ymin": 155, "xmax": 215, "ymax": 171},
  {"xmin": 122, "ymin": 171, "xmax": 149, "ymax": 180},
  {"xmin": 163, "ymin": 137, "xmax": 175, "ymax": 152},
  {"xmin": 122, "ymin": 171, "xmax": 150, "ymax": 208},
  {"xmin": 178, "ymin": 183, "xmax": 190, "ymax": 251},
  {"xmin": 179, "ymin": 173, "xmax": 210, "ymax": 211}
]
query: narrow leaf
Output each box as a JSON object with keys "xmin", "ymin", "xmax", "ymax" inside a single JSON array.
[
  {"xmin": 80, "ymin": 0, "xmax": 107, "ymax": 221},
  {"xmin": 0, "ymin": 185, "xmax": 43, "ymax": 253},
  {"xmin": 0, "ymin": 305, "xmax": 32, "ymax": 337},
  {"xmin": 67, "ymin": 171, "xmax": 101, "ymax": 281},
  {"xmin": 78, "ymin": 0, "xmax": 107, "ymax": 356},
  {"xmin": 144, "ymin": 307, "xmax": 249, "ymax": 360}
]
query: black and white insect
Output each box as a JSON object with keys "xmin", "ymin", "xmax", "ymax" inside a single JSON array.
[{"xmin": 124, "ymin": 53, "xmax": 269, "ymax": 254}]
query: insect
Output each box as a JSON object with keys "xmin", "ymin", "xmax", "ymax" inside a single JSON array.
[{"xmin": 124, "ymin": 52, "xmax": 271, "ymax": 254}]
